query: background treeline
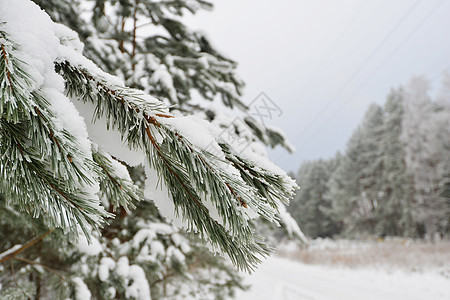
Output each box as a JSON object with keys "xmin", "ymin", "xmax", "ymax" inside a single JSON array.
[{"xmin": 289, "ymin": 75, "xmax": 450, "ymax": 239}]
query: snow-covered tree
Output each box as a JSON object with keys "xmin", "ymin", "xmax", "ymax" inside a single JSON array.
[
  {"xmin": 435, "ymin": 73, "xmax": 450, "ymax": 234},
  {"xmin": 358, "ymin": 104, "xmax": 384, "ymax": 227},
  {"xmin": 290, "ymin": 77, "xmax": 450, "ymax": 239},
  {"xmin": 291, "ymin": 158, "xmax": 340, "ymax": 238},
  {"xmin": 0, "ymin": 0, "xmax": 298, "ymax": 298},
  {"xmin": 402, "ymin": 76, "xmax": 450, "ymax": 236},
  {"xmin": 326, "ymin": 126, "xmax": 369, "ymax": 236},
  {"xmin": 377, "ymin": 88, "xmax": 414, "ymax": 236}
]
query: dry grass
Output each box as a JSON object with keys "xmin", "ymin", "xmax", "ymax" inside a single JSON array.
[{"xmin": 278, "ymin": 238, "xmax": 450, "ymax": 274}]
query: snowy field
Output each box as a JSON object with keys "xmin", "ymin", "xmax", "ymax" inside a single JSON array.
[{"xmin": 235, "ymin": 256, "xmax": 450, "ymax": 300}]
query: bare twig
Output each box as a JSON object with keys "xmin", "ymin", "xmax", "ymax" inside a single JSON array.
[
  {"xmin": 14, "ymin": 257, "xmax": 66, "ymax": 282},
  {"xmin": 0, "ymin": 230, "xmax": 53, "ymax": 264}
]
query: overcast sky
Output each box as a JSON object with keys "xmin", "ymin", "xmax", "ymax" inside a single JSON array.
[{"xmin": 185, "ymin": 0, "xmax": 450, "ymax": 172}]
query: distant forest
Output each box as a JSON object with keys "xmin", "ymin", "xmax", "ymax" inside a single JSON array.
[{"xmin": 289, "ymin": 75, "xmax": 450, "ymax": 239}]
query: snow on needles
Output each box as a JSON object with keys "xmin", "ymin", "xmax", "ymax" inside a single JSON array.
[
  {"xmin": 0, "ymin": 0, "xmax": 106, "ymax": 221},
  {"xmin": 97, "ymin": 256, "xmax": 152, "ymax": 299},
  {"xmin": 0, "ymin": 0, "xmax": 92, "ymax": 166},
  {"xmin": 72, "ymin": 277, "xmax": 92, "ymax": 300}
]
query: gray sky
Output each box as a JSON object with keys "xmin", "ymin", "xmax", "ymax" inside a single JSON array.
[{"xmin": 185, "ymin": 0, "xmax": 450, "ymax": 172}]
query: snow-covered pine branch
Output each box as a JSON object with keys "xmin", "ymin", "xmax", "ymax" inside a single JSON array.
[
  {"xmin": 0, "ymin": 0, "xmax": 297, "ymax": 272},
  {"xmin": 0, "ymin": 29, "xmax": 109, "ymax": 239}
]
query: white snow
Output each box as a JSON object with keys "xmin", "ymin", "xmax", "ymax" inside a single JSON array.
[
  {"xmin": 132, "ymin": 228, "xmax": 157, "ymax": 248},
  {"xmin": 166, "ymin": 246, "xmax": 185, "ymax": 262},
  {"xmin": 0, "ymin": 0, "xmax": 106, "ymax": 226},
  {"xmin": 150, "ymin": 240, "xmax": 166, "ymax": 257},
  {"xmin": 126, "ymin": 265, "xmax": 152, "ymax": 300},
  {"xmin": 235, "ymin": 256, "xmax": 450, "ymax": 300},
  {"xmin": 98, "ymin": 257, "xmax": 115, "ymax": 282},
  {"xmin": 0, "ymin": 244, "xmax": 22, "ymax": 261},
  {"xmin": 277, "ymin": 203, "xmax": 307, "ymax": 243},
  {"xmin": 179, "ymin": 240, "xmax": 191, "ymax": 254},
  {"xmin": 116, "ymin": 256, "xmax": 130, "ymax": 277},
  {"xmin": 0, "ymin": 0, "xmax": 93, "ymax": 165},
  {"xmin": 73, "ymin": 99, "xmax": 146, "ymax": 167},
  {"xmin": 171, "ymin": 233, "xmax": 182, "ymax": 246},
  {"xmin": 72, "ymin": 277, "xmax": 92, "ymax": 300},
  {"xmin": 107, "ymin": 287, "xmax": 116, "ymax": 299},
  {"xmin": 76, "ymin": 234, "xmax": 102, "ymax": 256},
  {"xmin": 150, "ymin": 64, "xmax": 177, "ymax": 101},
  {"xmin": 53, "ymin": 23, "xmax": 84, "ymax": 53},
  {"xmin": 144, "ymin": 163, "xmax": 184, "ymax": 229},
  {"xmin": 160, "ymin": 114, "xmax": 226, "ymax": 162},
  {"xmin": 149, "ymin": 222, "xmax": 174, "ymax": 235}
]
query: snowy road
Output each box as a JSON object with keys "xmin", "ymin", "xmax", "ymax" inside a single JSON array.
[{"xmin": 235, "ymin": 257, "xmax": 450, "ymax": 300}]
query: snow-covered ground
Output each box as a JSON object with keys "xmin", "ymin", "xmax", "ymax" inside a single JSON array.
[{"xmin": 235, "ymin": 256, "xmax": 450, "ymax": 300}]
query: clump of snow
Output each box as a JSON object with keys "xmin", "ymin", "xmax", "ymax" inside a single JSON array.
[
  {"xmin": 73, "ymin": 99, "xmax": 146, "ymax": 167},
  {"xmin": 144, "ymin": 163, "xmax": 184, "ymax": 229},
  {"xmin": 150, "ymin": 240, "xmax": 166, "ymax": 257},
  {"xmin": 72, "ymin": 277, "xmax": 91, "ymax": 300},
  {"xmin": 179, "ymin": 240, "xmax": 191, "ymax": 254},
  {"xmin": 126, "ymin": 265, "xmax": 151, "ymax": 300},
  {"xmin": 106, "ymin": 287, "xmax": 116, "ymax": 299},
  {"xmin": 0, "ymin": 244, "xmax": 22, "ymax": 261},
  {"xmin": 0, "ymin": 0, "xmax": 93, "ymax": 165},
  {"xmin": 98, "ymin": 257, "xmax": 115, "ymax": 282},
  {"xmin": 166, "ymin": 246, "xmax": 185, "ymax": 262},
  {"xmin": 160, "ymin": 114, "xmax": 226, "ymax": 162},
  {"xmin": 76, "ymin": 233, "xmax": 103, "ymax": 256},
  {"xmin": 132, "ymin": 228, "xmax": 157, "ymax": 248},
  {"xmin": 116, "ymin": 256, "xmax": 130, "ymax": 277},
  {"xmin": 149, "ymin": 222, "xmax": 174, "ymax": 235},
  {"xmin": 171, "ymin": 233, "xmax": 182, "ymax": 246},
  {"xmin": 80, "ymin": 263, "xmax": 89, "ymax": 276},
  {"xmin": 0, "ymin": 0, "xmax": 106, "ymax": 224},
  {"xmin": 53, "ymin": 23, "xmax": 84, "ymax": 54},
  {"xmin": 150, "ymin": 64, "xmax": 177, "ymax": 101},
  {"xmin": 57, "ymin": 45, "xmax": 124, "ymax": 87}
]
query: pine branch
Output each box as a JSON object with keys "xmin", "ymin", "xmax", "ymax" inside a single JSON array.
[
  {"xmin": 54, "ymin": 52, "xmax": 299, "ymax": 270},
  {"xmin": 0, "ymin": 31, "xmax": 110, "ymax": 238},
  {"xmin": 222, "ymin": 144, "xmax": 296, "ymax": 208},
  {"xmin": 55, "ymin": 60, "xmax": 279, "ymax": 271},
  {"xmin": 92, "ymin": 145, "xmax": 142, "ymax": 212}
]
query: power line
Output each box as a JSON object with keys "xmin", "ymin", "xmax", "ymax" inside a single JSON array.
[
  {"xmin": 286, "ymin": 0, "xmax": 422, "ymax": 152},
  {"xmin": 287, "ymin": 0, "xmax": 446, "ymax": 161},
  {"xmin": 295, "ymin": 0, "xmax": 367, "ymax": 94}
]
